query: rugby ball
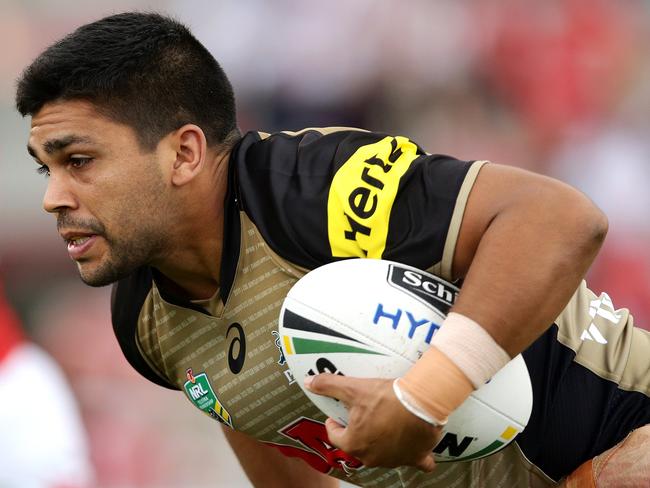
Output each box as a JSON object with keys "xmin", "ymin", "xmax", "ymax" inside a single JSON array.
[{"xmin": 278, "ymin": 258, "xmax": 533, "ymax": 463}]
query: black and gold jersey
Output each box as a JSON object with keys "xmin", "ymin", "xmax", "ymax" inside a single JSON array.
[{"xmin": 111, "ymin": 129, "xmax": 650, "ymax": 487}]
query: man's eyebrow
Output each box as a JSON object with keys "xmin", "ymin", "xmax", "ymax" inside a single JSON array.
[{"xmin": 41, "ymin": 135, "xmax": 95, "ymax": 155}]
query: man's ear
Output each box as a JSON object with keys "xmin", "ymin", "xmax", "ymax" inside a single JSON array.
[{"xmin": 169, "ymin": 124, "xmax": 207, "ymax": 187}]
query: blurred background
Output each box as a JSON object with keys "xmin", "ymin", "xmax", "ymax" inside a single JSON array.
[{"xmin": 1, "ymin": 0, "xmax": 649, "ymax": 486}]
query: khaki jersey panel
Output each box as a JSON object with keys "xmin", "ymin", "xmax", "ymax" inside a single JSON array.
[
  {"xmin": 134, "ymin": 212, "xmax": 559, "ymax": 487},
  {"xmin": 555, "ymin": 281, "xmax": 650, "ymax": 395},
  {"xmin": 428, "ymin": 160, "xmax": 487, "ymax": 281}
]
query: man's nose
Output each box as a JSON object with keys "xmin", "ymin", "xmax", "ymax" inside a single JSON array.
[{"xmin": 42, "ymin": 174, "xmax": 77, "ymax": 214}]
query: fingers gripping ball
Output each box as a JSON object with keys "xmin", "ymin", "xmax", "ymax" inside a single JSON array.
[
  {"xmin": 278, "ymin": 258, "xmax": 533, "ymax": 463},
  {"xmin": 306, "ymin": 374, "xmax": 440, "ymax": 471}
]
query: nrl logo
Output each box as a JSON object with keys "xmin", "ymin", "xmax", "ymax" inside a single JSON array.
[{"xmin": 184, "ymin": 368, "xmax": 233, "ymax": 428}]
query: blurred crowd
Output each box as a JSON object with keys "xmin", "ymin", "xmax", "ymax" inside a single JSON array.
[
  {"xmin": 192, "ymin": 0, "xmax": 650, "ymax": 326},
  {"xmin": 1, "ymin": 1, "xmax": 649, "ymax": 486}
]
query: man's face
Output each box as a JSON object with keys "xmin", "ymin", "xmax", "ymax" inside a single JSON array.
[{"xmin": 28, "ymin": 100, "xmax": 173, "ymax": 286}]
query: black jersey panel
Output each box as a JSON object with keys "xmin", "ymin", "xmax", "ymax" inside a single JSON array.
[
  {"xmin": 220, "ymin": 138, "xmax": 244, "ymax": 303},
  {"xmin": 382, "ymin": 154, "xmax": 472, "ymax": 269},
  {"xmin": 234, "ymin": 129, "xmax": 472, "ymax": 270},
  {"xmin": 517, "ymin": 325, "xmax": 650, "ymax": 481},
  {"xmin": 111, "ymin": 268, "xmax": 178, "ymax": 390},
  {"xmin": 236, "ymin": 129, "xmax": 395, "ymax": 268}
]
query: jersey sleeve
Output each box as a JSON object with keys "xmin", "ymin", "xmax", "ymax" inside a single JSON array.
[{"xmin": 234, "ymin": 128, "xmax": 485, "ymax": 278}]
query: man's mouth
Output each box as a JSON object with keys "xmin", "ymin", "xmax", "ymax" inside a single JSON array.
[
  {"xmin": 67, "ymin": 236, "xmax": 93, "ymax": 247},
  {"xmin": 61, "ymin": 231, "xmax": 101, "ymax": 260}
]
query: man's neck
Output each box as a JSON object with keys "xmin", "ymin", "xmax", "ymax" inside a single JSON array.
[
  {"xmin": 152, "ymin": 147, "xmax": 231, "ymax": 300},
  {"xmin": 152, "ymin": 267, "xmax": 220, "ymax": 301}
]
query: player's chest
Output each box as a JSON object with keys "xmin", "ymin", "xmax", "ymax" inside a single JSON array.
[
  {"xmin": 140, "ymin": 216, "xmax": 382, "ymax": 481},
  {"xmin": 149, "ymin": 282, "xmax": 372, "ymax": 481},
  {"xmin": 151, "ymin": 259, "xmax": 315, "ymax": 433}
]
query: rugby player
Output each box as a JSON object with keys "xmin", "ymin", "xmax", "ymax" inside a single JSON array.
[
  {"xmin": 0, "ymin": 277, "xmax": 94, "ymax": 487},
  {"xmin": 15, "ymin": 12, "xmax": 649, "ymax": 487}
]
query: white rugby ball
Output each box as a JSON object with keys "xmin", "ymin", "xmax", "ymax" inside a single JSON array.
[{"xmin": 278, "ymin": 258, "xmax": 533, "ymax": 463}]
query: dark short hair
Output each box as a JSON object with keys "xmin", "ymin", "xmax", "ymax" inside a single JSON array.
[{"xmin": 16, "ymin": 12, "xmax": 239, "ymax": 150}]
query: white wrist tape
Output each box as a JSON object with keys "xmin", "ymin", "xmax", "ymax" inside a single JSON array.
[
  {"xmin": 392, "ymin": 378, "xmax": 447, "ymax": 427},
  {"xmin": 431, "ymin": 312, "xmax": 511, "ymax": 388}
]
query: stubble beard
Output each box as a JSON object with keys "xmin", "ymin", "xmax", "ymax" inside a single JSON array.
[
  {"xmin": 76, "ymin": 213, "xmax": 170, "ymax": 289},
  {"xmin": 73, "ymin": 154, "xmax": 172, "ymax": 287},
  {"xmin": 77, "ymin": 233, "xmax": 165, "ymax": 287}
]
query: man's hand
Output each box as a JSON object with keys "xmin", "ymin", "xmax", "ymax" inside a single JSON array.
[{"xmin": 304, "ymin": 374, "xmax": 441, "ymax": 472}]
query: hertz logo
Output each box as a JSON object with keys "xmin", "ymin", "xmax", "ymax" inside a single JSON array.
[{"xmin": 328, "ymin": 136, "xmax": 419, "ymax": 258}]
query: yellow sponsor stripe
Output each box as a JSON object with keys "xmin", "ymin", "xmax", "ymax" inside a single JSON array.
[
  {"xmin": 327, "ymin": 136, "xmax": 419, "ymax": 258},
  {"xmin": 501, "ymin": 426, "xmax": 518, "ymax": 440},
  {"xmin": 283, "ymin": 335, "xmax": 294, "ymax": 355}
]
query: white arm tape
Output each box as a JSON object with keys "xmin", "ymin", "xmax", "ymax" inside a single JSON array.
[{"xmin": 431, "ymin": 312, "xmax": 511, "ymax": 389}]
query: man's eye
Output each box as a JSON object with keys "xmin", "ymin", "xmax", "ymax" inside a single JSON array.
[
  {"xmin": 36, "ymin": 165, "xmax": 50, "ymax": 177},
  {"xmin": 69, "ymin": 157, "xmax": 93, "ymax": 169}
]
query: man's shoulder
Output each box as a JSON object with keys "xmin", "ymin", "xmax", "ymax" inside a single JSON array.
[
  {"xmin": 257, "ymin": 126, "xmax": 370, "ymax": 140},
  {"xmin": 234, "ymin": 127, "xmax": 385, "ymax": 173},
  {"xmin": 232, "ymin": 126, "xmax": 430, "ymax": 210},
  {"xmin": 243, "ymin": 126, "xmax": 371, "ymax": 142},
  {"xmin": 229, "ymin": 127, "xmax": 476, "ymax": 271}
]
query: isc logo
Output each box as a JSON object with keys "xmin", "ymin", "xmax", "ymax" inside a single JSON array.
[{"xmin": 372, "ymin": 303, "xmax": 441, "ymax": 344}]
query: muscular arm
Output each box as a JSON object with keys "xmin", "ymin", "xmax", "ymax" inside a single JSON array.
[
  {"xmin": 222, "ymin": 427, "xmax": 339, "ymax": 488},
  {"xmin": 304, "ymin": 162, "xmax": 609, "ymax": 471},
  {"xmin": 452, "ymin": 163, "xmax": 608, "ymax": 356}
]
